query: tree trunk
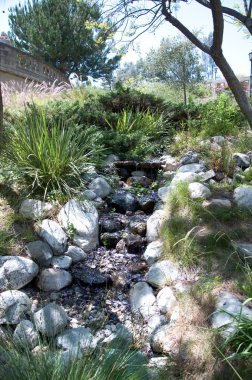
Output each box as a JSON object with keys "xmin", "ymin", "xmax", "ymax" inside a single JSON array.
[
  {"xmin": 183, "ymin": 81, "xmax": 187, "ymax": 106},
  {"xmin": 212, "ymin": 50, "xmax": 252, "ymax": 127},
  {"xmin": 0, "ymin": 82, "xmax": 3, "ymax": 137}
]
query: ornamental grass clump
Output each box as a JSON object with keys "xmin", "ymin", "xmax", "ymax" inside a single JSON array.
[{"xmin": 1, "ymin": 107, "xmax": 104, "ymax": 198}]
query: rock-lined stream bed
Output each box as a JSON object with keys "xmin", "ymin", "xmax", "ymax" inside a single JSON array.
[{"xmin": 1, "ymin": 140, "xmax": 252, "ymax": 378}]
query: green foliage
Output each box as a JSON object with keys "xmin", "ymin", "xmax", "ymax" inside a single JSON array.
[
  {"xmin": 238, "ymin": 264, "xmax": 252, "ymax": 299},
  {"xmin": 199, "ymin": 93, "xmax": 246, "ymax": 137},
  {"xmin": 67, "ymin": 223, "xmax": 77, "ymax": 241},
  {"xmin": 9, "ymin": 0, "xmax": 121, "ymax": 80},
  {"xmin": 1, "ymin": 107, "xmax": 104, "ymax": 198},
  {"xmin": 0, "ymin": 230, "xmax": 15, "ymax": 255}
]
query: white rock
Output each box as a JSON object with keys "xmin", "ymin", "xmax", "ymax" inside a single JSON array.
[
  {"xmin": 146, "ymin": 260, "xmax": 183, "ymax": 288},
  {"xmin": 158, "ymin": 186, "xmax": 171, "ymax": 202},
  {"xmin": 150, "ymin": 324, "xmax": 175, "ymax": 354},
  {"xmin": 130, "ymin": 282, "xmax": 156, "ymax": 319},
  {"xmin": 160, "ymin": 155, "xmax": 179, "ymax": 172},
  {"xmin": 13, "ymin": 319, "xmax": 39, "ymax": 348},
  {"xmin": 19, "ymin": 199, "xmax": 55, "ymax": 220},
  {"xmin": 37, "ymin": 269, "xmax": 72, "ymax": 291},
  {"xmin": 202, "ymin": 198, "xmax": 231, "ymax": 209},
  {"xmin": 66, "ymin": 246, "xmax": 87, "ymax": 263},
  {"xmin": 146, "ymin": 210, "xmax": 166, "ymax": 243},
  {"xmin": 39, "ymin": 219, "xmax": 67, "ymax": 254},
  {"xmin": 147, "ymin": 314, "xmax": 166, "ymax": 334},
  {"xmin": 33, "ymin": 303, "xmax": 68, "ymax": 337},
  {"xmin": 212, "ymin": 292, "xmax": 252, "ymax": 336},
  {"xmin": 199, "ymin": 169, "xmax": 216, "ymax": 182},
  {"xmin": 188, "ymin": 182, "xmax": 211, "ymax": 199},
  {"xmin": 56, "ymin": 327, "xmax": 96, "ymax": 354},
  {"xmin": 89, "ymin": 177, "xmax": 112, "ymax": 199},
  {"xmin": 0, "ymin": 256, "xmax": 39, "ymax": 290},
  {"xmin": 234, "ymin": 186, "xmax": 252, "ymax": 209},
  {"xmin": 0, "ymin": 290, "xmax": 31, "ymax": 324},
  {"xmin": 171, "ymin": 172, "xmax": 199, "ymax": 187},
  {"xmin": 143, "ymin": 240, "xmax": 163, "ymax": 265},
  {"xmin": 177, "ymin": 163, "xmax": 206, "ymax": 174},
  {"xmin": 58, "ymin": 200, "xmax": 98, "ymax": 252},
  {"xmin": 51, "ymin": 256, "xmax": 72, "ymax": 269},
  {"xmin": 156, "ymin": 287, "xmax": 177, "ymax": 314},
  {"xmin": 211, "ymin": 136, "xmax": 225, "ymax": 145}
]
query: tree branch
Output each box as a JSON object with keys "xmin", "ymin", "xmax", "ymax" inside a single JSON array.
[{"xmin": 210, "ymin": 0, "xmax": 223, "ymax": 52}]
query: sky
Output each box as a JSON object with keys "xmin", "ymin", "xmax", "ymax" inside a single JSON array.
[{"xmin": 1, "ymin": 0, "xmax": 252, "ymax": 76}]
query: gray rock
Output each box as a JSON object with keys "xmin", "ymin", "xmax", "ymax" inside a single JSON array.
[
  {"xmin": 160, "ymin": 155, "xmax": 179, "ymax": 171},
  {"xmin": 26, "ymin": 241, "xmax": 53, "ymax": 267},
  {"xmin": 39, "ymin": 219, "xmax": 67, "ymax": 255},
  {"xmin": 147, "ymin": 314, "xmax": 166, "ymax": 334},
  {"xmin": 171, "ymin": 172, "xmax": 199, "ymax": 187},
  {"xmin": 158, "ymin": 186, "xmax": 171, "ymax": 203},
  {"xmin": 0, "ymin": 256, "xmax": 39, "ymax": 290},
  {"xmin": 82, "ymin": 190, "xmax": 97, "ymax": 201},
  {"xmin": 143, "ymin": 240, "xmax": 163, "ymax": 265},
  {"xmin": 128, "ymin": 215, "xmax": 147, "ymax": 236},
  {"xmin": 177, "ymin": 163, "xmax": 206, "ymax": 174},
  {"xmin": 89, "ymin": 177, "xmax": 112, "ymax": 199},
  {"xmin": 146, "ymin": 210, "xmax": 166, "ymax": 243},
  {"xmin": 19, "ymin": 199, "xmax": 55, "ymax": 220},
  {"xmin": 66, "ymin": 246, "xmax": 87, "ymax": 263},
  {"xmin": 123, "ymin": 233, "xmax": 144, "ymax": 253},
  {"xmin": 71, "ymin": 267, "xmax": 111, "ymax": 286},
  {"xmin": 211, "ymin": 136, "xmax": 225, "ymax": 145},
  {"xmin": 100, "ymin": 217, "xmax": 123, "ymax": 233},
  {"xmin": 138, "ymin": 194, "xmax": 156, "ymax": 213},
  {"xmin": 234, "ymin": 242, "xmax": 252, "ymax": 264},
  {"xmin": 0, "ymin": 290, "xmax": 31, "ymax": 324},
  {"xmin": 234, "ymin": 186, "xmax": 252, "ymax": 209},
  {"xmin": 188, "ymin": 182, "xmax": 211, "ymax": 199},
  {"xmin": 199, "ymin": 169, "xmax": 216, "ymax": 182},
  {"xmin": 146, "ymin": 260, "xmax": 183, "ymax": 288},
  {"xmin": 51, "ymin": 256, "xmax": 72, "ymax": 269},
  {"xmin": 56, "ymin": 327, "xmax": 96, "ymax": 354},
  {"xmin": 33, "ymin": 303, "xmax": 68, "ymax": 337},
  {"xmin": 233, "ymin": 153, "xmax": 250, "ymax": 168},
  {"xmin": 212, "ymin": 292, "xmax": 252, "ymax": 336},
  {"xmin": 58, "ymin": 200, "xmax": 99, "ymax": 252},
  {"xmin": 202, "ymin": 198, "xmax": 232, "ymax": 209},
  {"xmin": 156, "ymin": 287, "xmax": 177, "ymax": 314},
  {"xmin": 101, "ymin": 232, "xmax": 122, "ymax": 248},
  {"xmin": 103, "ymin": 324, "xmax": 133, "ymax": 346},
  {"xmin": 150, "ymin": 324, "xmax": 174, "ymax": 354},
  {"xmin": 13, "ymin": 320, "xmax": 39, "ymax": 348},
  {"xmin": 130, "ymin": 282, "xmax": 156, "ymax": 319},
  {"xmin": 180, "ymin": 151, "xmax": 199, "ymax": 165},
  {"xmin": 111, "ymin": 191, "xmax": 138, "ymax": 213},
  {"xmin": 37, "ymin": 269, "xmax": 72, "ymax": 291}
]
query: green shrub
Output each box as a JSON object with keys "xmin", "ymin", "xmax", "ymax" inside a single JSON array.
[{"xmin": 1, "ymin": 108, "xmax": 104, "ymax": 198}]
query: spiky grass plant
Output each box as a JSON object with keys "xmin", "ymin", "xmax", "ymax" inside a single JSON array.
[
  {"xmin": 1, "ymin": 107, "xmax": 104, "ymax": 198},
  {"xmin": 0, "ymin": 336, "xmax": 148, "ymax": 380}
]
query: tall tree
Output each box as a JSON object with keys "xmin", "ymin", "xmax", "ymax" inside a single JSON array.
[
  {"xmin": 8, "ymin": 0, "xmax": 121, "ymax": 80},
  {"xmin": 110, "ymin": 0, "xmax": 252, "ymax": 127}
]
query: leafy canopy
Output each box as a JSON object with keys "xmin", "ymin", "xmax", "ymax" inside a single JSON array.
[{"xmin": 8, "ymin": 0, "xmax": 121, "ymax": 80}]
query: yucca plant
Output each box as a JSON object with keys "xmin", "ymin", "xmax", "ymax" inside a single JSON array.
[{"xmin": 1, "ymin": 107, "xmax": 104, "ymax": 198}]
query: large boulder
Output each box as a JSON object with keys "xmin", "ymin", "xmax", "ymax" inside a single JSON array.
[
  {"xmin": 156, "ymin": 287, "xmax": 177, "ymax": 315},
  {"xmin": 146, "ymin": 260, "xmax": 183, "ymax": 288},
  {"xmin": 13, "ymin": 320, "xmax": 39, "ymax": 348},
  {"xmin": 233, "ymin": 153, "xmax": 250, "ymax": 168},
  {"xmin": 58, "ymin": 200, "xmax": 99, "ymax": 252},
  {"xmin": 146, "ymin": 210, "xmax": 166, "ymax": 243},
  {"xmin": 234, "ymin": 186, "xmax": 252, "ymax": 209},
  {"xmin": 143, "ymin": 240, "xmax": 163, "ymax": 265},
  {"xmin": 37, "ymin": 268, "xmax": 72, "ymax": 291},
  {"xmin": 130, "ymin": 282, "xmax": 157, "ymax": 320},
  {"xmin": 180, "ymin": 151, "xmax": 199, "ymax": 165},
  {"xmin": 0, "ymin": 290, "xmax": 31, "ymax": 324},
  {"xmin": 34, "ymin": 303, "xmax": 68, "ymax": 337},
  {"xmin": 150, "ymin": 324, "xmax": 175, "ymax": 354},
  {"xmin": 212, "ymin": 292, "xmax": 252, "ymax": 336},
  {"xmin": 158, "ymin": 186, "xmax": 171, "ymax": 203},
  {"xmin": 26, "ymin": 240, "xmax": 53, "ymax": 267},
  {"xmin": 19, "ymin": 199, "xmax": 55, "ymax": 220},
  {"xmin": 234, "ymin": 242, "xmax": 252, "ymax": 264},
  {"xmin": 56, "ymin": 327, "xmax": 96, "ymax": 354},
  {"xmin": 171, "ymin": 172, "xmax": 199, "ymax": 187},
  {"xmin": 160, "ymin": 155, "xmax": 179, "ymax": 172},
  {"xmin": 51, "ymin": 256, "xmax": 72, "ymax": 269},
  {"xmin": 39, "ymin": 219, "xmax": 67, "ymax": 254},
  {"xmin": 188, "ymin": 182, "xmax": 211, "ymax": 199},
  {"xmin": 0, "ymin": 256, "xmax": 39, "ymax": 290},
  {"xmin": 89, "ymin": 177, "xmax": 112, "ymax": 198},
  {"xmin": 202, "ymin": 198, "xmax": 231, "ymax": 209}
]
